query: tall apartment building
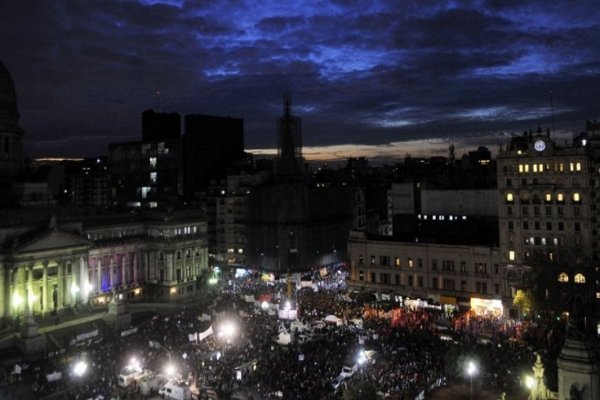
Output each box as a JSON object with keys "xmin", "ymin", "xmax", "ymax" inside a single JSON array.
[
  {"xmin": 68, "ymin": 157, "xmax": 111, "ymax": 207},
  {"xmin": 142, "ymin": 109, "xmax": 181, "ymax": 142},
  {"xmin": 497, "ymin": 127, "xmax": 599, "ymax": 310},
  {"xmin": 183, "ymin": 114, "xmax": 245, "ymax": 199},
  {"xmin": 109, "ymin": 139, "xmax": 182, "ymax": 208},
  {"xmin": 208, "ymin": 172, "xmax": 269, "ymax": 269}
]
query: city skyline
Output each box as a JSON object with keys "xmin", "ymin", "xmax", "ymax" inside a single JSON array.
[{"xmin": 1, "ymin": 0, "xmax": 599, "ymax": 160}]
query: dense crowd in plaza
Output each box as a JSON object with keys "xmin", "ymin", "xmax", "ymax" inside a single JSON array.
[{"xmin": 0, "ymin": 270, "xmax": 551, "ymax": 400}]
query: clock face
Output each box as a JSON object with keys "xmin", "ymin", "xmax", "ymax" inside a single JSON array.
[{"xmin": 534, "ymin": 140, "xmax": 546, "ymax": 152}]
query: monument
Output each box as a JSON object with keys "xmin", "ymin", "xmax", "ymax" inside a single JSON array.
[
  {"xmin": 556, "ymin": 295, "xmax": 600, "ymax": 400},
  {"xmin": 104, "ymin": 287, "xmax": 131, "ymax": 331},
  {"xmin": 16, "ymin": 290, "xmax": 46, "ymax": 361}
]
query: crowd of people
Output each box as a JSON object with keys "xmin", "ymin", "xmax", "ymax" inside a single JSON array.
[{"xmin": 0, "ymin": 268, "xmax": 551, "ymax": 400}]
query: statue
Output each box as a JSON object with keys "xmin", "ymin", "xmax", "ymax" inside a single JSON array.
[{"xmin": 111, "ymin": 286, "xmax": 118, "ymax": 303}]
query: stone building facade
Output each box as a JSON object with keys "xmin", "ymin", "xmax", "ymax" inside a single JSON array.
[{"xmin": 0, "ymin": 210, "xmax": 209, "ymax": 325}]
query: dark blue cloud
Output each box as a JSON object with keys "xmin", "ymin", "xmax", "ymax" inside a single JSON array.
[{"xmin": 0, "ymin": 0, "xmax": 599, "ymax": 158}]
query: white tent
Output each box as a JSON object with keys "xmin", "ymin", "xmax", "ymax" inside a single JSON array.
[{"xmin": 324, "ymin": 315, "xmax": 343, "ymax": 325}]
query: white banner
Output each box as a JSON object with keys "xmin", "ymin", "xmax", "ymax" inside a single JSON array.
[
  {"xmin": 189, "ymin": 333, "xmax": 198, "ymax": 342},
  {"xmin": 199, "ymin": 325, "xmax": 214, "ymax": 341},
  {"xmin": 120, "ymin": 327, "xmax": 138, "ymax": 337},
  {"xmin": 46, "ymin": 371, "xmax": 62, "ymax": 382},
  {"xmin": 76, "ymin": 329, "xmax": 99, "ymax": 342}
]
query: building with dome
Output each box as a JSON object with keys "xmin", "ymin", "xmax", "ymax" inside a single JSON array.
[{"xmin": 0, "ymin": 59, "xmax": 24, "ymax": 183}]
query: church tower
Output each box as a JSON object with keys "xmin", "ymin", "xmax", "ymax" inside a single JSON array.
[
  {"xmin": 274, "ymin": 91, "xmax": 304, "ymax": 178},
  {"xmin": 0, "ymin": 59, "xmax": 25, "ymax": 182}
]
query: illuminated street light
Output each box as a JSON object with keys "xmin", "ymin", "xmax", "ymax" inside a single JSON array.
[
  {"xmin": 73, "ymin": 360, "xmax": 88, "ymax": 377},
  {"xmin": 261, "ymin": 301, "xmax": 269, "ymax": 311},
  {"xmin": 126, "ymin": 357, "xmax": 142, "ymax": 373},
  {"xmin": 284, "ymin": 301, "xmax": 291, "ymax": 311},
  {"xmin": 208, "ymin": 276, "xmax": 218, "ymax": 285},
  {"xmin": 466, "ymin": 360, "xmax": 477, "ymax": 400},
  {"xmin": 164, "ymin": 363, "xmax": 176, "ymax": 377},
  {"xmin": 219, "ymin": 320, "xmax": 237, "ymax": 339}
]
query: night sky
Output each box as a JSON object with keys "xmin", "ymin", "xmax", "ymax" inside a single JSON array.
[{"xmin": 1, "ymin": 0, "xmax": 599, "ymax": 162}]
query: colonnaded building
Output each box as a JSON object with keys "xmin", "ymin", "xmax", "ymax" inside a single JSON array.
[
  {"xmin": 0, "ymin": 209, "xmax": 209, "ymax": 327},
  {"xmin": 0, "ymin": 60, "xmax": 209, "ymax": 327}
]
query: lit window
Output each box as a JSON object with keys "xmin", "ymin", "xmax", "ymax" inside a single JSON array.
[
  {"xmin": 573, "ymin": 193, "xmax": 581, "ymax": 202},
  {"xmin": 508, "ymin": 251, "xmax": 515, "ymax": 261},
  {"xmin": 570, "ymin": 163, "xmax": 575, "ymax": 172},
  {"xmin": 524, "ymin": 164, "xmax": 529, "ymax": 173},
  {"xmin": 408, "ymin": 258, "xmax": 414, "ymax": 268},
  {"xmin": 574, "ymin": 273, "xmax": 586, "ymax": 284},
  {"xmin": 150, "ymin": 172, "xmax": 157, "ymax": 183},
  {"xmin": 141, "ymin": 186, "xmax": 150, "ymax": 199},
  {"xmin": 506, "ymin": 193, "xmax": 514, "ymax": 202},
  {"xmin": 558, "ymin": 273, "xmax": 569, "ymax": 283},
  {"xmin": 149, "ymin": 157, "xmax": 157, "ymax": 168},
  {"xmin": 576, "ymin": 162, "xmax": 582, "ymax": 171},
  {"xmin": 533, "ymin": 164, "xmax": 538, "ymax": 173},
  {"xmin": 238, "ymin": 249, "xmax": 244, "ymax": 254},
  {"xmin": 227, "ymin": 248, "xmax": 234, "ymax": 254},
  {"xmin": 518, "ymin": 164, "xmax": 524, "ymax": 173},
  {"xmin": 545, "ymin": 193, "xmax": 552, "ymax": 202},
  {"xmin": 557, "ymin": 193, "xmax": 564, "ymax": 202},
  {"xmin": 559, "ymin": 163, "xmax": 564, "ymax": 172},
  {"xmin": 538, "ymin": 164, "xmax": 544, "ymax": 172}
]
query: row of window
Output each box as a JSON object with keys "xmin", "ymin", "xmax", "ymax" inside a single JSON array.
[
  {"xmin": 506, "ymin": 205, "xmax": 580, "ymax": 218},
  {"xmin": 512, "ymin": 162, "xmax": 583, "ymax": 174},
  {"xmin": 359, "ymin": 255, "xmax": 498, "ymax": 274},
  {"xmin": 505, "ymin": 192, "xmax": 581, "ymax": 203},
  {"xmin": 357, "ymin": 270, "xmax": 500, "ymax": 295},
  {"xmin": 558, "ymin": 273, "xmax": 586, "ymax": 283},
  {"xmin": 507, "ymin": 220, "xmax": 580, "ymax": 232}
]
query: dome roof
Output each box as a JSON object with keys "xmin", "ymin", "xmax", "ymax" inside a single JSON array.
[{"xmin": 0, "ymin": 59, "xmax": 18, "ymax": 109}]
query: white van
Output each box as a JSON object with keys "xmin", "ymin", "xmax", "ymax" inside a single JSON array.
[{"xmin": 158, "ymin": 381, "xmax": 192, "ymax": 400}]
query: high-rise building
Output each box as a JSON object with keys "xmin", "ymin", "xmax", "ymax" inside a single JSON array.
[
  {"xmin": 109, "ymin": 139, "xmax": 181, "ymax": 208},
  {"xmin": 183, "ymin": 114, "xmax": 244, "ymax": 199},
  {"xmin": 497, "ymin": 126, "xmax": 599, "ymax": 314},
  {"xmin": 142, "ymin": 109, "xmax": 181, "ymax": 142}
]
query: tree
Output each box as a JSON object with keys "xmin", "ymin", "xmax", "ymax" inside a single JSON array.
[{"xmin": 513, "ymin": 289, "xmax": 534, "ymax": 317}]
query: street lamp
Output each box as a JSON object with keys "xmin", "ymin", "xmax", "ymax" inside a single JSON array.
[
  {"xmin": 72, "ymin": 360, "xmax": 88, "ymax": 377},
  {"xmin": 261, "ymin": 301, "xmax": 269, "ymax": 311},
  {"xmin": 149, "ymin": 340, "xmax": 172, "ymax": 362},
  {"xmin": 466, "ymin": 360, "xmax": 477, "ymax": 399},
  {"xmin": 357, "ymin": 349, "xmax": 366, "ymax": 378},
  {"xmin": 164, "ymin": 363, "xmax": 177, "ymax": 380},
  {"xmin": 219, "ymin": 320, "xmax": 237, "ymax": 342}
]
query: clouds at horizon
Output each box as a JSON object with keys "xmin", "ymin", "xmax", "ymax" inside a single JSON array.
[{"xmin": 1, "ymin": 0, "xmax": 599, "ymax": 158}]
